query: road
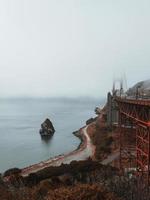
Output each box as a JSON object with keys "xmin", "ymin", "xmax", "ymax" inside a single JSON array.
[
  {"xmin": 21, "ymin": 125, "xmax": 95, "ymax": 177},
  {"xmin": 21, "ymin": 124, "xmax": 120, "ymax": 177},
  {"xmin": 101, "ymin": 151, "xmax": 119, "ymax": 165}
]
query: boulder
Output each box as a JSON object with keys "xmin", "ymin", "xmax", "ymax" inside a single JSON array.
[{"xmin": 39, "ymin": 118, "xmax": 55, "ymax": 136}]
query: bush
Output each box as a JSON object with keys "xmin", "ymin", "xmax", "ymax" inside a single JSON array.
[{"xmin": 4, "ymin": 168, "xmax": 21, "ymax": 177}]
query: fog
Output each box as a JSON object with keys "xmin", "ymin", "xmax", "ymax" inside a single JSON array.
[{"xmin": 0, "ymin": 0, "xmax": 150, "ymax": 98}]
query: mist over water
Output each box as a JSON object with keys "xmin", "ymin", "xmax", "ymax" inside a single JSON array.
[{"xmin": 0, "ymin": 97, "xmax": 104, "ymax": 172}]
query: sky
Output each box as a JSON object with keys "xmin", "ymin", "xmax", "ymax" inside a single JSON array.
[{"xmin": 0, "ymin": 0, "xmax": 150, "ymax": 98}]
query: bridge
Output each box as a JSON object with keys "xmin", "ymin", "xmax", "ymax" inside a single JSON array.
[{"xmin": 115, "ymin": 97, "xmax": 150, "ymax": 184}]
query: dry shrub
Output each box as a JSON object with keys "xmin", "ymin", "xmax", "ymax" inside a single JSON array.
[
  {"xmin": 45, "ymin": 184, "xmax": 121, "ymax": 200},
  {"xmin": 0, "ymin": 185, "xmax": 13, "ymax": 200}
]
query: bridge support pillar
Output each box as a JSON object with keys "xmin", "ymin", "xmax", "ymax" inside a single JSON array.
[
  {"xmin": 116, "ymin": 97, "xmax": 150, "ymax": 199},
  {"xmin": 119, "ymin": 112, "xmax": 136, "ymax": 171}
]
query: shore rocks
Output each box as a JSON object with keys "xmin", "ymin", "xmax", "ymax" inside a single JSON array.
[
  {"xmin": 39, "ymin": 118, "xmax": 55, "ymax": 136},
  {"xmin": 86, "ymin": 118, "xmax": 96, "ymax": 125},
  {"xmin": 95, "ymin": 107, "xmax": 101, "ymax": 115}
]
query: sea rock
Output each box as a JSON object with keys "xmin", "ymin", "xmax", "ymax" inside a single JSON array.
[{"xmin": 39, "ymin": 118, "xmax": 55, "ymax": 136}]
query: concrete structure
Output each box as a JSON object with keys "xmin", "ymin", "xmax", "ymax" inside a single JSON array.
[{"xmin": 106, "ymin": 91, "xmax": 118, "ymax": 128}]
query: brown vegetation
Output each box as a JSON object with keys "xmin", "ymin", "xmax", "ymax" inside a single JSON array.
[
  {"xmin": 0, "ymin": 157, "xmax": 146, "ymax": 200},
  {"xmin": 0, "ymin": 185, "xmax": 13, "ymax": 200},
  {"xmin": 88, "ymin": 114, "xmax": 114, "ymax": 161},
  {"xmin": 45, "ymin": 184, "xmax": 121, "ymax": 200},
  {"xmin": 23, "ymin": 159, "xmax": 117, "ymax": 186},
  {"xmin": 1, "ymin": 160, "xmax": 122, "ymax": 200}
]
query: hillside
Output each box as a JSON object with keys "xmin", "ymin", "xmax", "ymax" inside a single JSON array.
[{"xmin": 127, "ymin": 79, "xmax": 150, "ymax": 97}]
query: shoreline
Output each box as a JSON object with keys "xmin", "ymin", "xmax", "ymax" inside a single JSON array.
[{"xmin": 21, "ymin": 124, "xmax": 95, "ymax": 177}]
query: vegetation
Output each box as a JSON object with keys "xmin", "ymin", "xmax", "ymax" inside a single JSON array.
[
  {"xmin": 89, "ymin": 115, "xmax": 114, "ymax": 160},
  {"xmin": 45, "ymin": 184, "xmax": 121, "ymax": 200}
]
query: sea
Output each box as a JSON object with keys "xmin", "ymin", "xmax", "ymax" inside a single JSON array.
[{"xmin": 0, "ymin": 97, "xmax": 104, "ymax": 173}]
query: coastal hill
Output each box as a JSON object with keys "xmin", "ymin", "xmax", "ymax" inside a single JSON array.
[
  {"xmin": 0, "ymin": 105, "xmax": 132, "ymax": 200},
  {"xmin": 127, "ymin": 79, "xmax": 150, "ymax": 96},
  {"xmin": 1, "ymin": 80, "xmax": 149, "ymax": 200}
]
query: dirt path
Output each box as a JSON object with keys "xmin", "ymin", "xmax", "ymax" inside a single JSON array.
[
  {"xmin": 101, "ymin": 151, "xmax": 119, "ymax": 165},
  {"xmin": 20, "ymin": 122, "xmax": 119, "ymax": 177},
  {"xmin": 21, "ymin": 125, "xmax": 95, "ymax": 177}
]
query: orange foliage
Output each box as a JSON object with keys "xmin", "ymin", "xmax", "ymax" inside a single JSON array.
[{"xmin": 45, "ymin": 184, "xmax": 121, "ymax": 200}]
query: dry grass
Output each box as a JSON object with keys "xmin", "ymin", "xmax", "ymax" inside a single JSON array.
[{"xmin": 45, "ymin": 184, "xmax": 121, "ymax": 200}]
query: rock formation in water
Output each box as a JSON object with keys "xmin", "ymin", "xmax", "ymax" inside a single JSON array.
[{"xmin": 39, "ymin": 118, "xmax": 55, "ymax": 136}]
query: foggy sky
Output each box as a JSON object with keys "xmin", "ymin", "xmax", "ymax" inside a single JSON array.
[{"xmin": 0, "ymin": 0, "xmax": 150, "ymax": 98}]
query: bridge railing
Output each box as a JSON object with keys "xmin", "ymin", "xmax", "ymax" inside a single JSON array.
[{"xmin": 115, "ymin": 96, "xmax": 150, "ymax": 107}]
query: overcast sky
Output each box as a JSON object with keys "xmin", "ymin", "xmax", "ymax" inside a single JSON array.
[{"xmin": 0, "ymin": 0, "xmax": 150, "ymax": 98}]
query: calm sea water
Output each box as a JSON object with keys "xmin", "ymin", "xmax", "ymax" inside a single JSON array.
[{"xmin": 0, "ymin": 98, "xmax": 104, "ymax": 172}]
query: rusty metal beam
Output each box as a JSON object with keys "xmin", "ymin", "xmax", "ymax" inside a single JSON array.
[{"xmin": 116, "ymin": 97, "xmax": 150, "ymax": 186}]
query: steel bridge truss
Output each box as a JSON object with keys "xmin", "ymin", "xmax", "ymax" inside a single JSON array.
[{"xmin": 116, "ymin": 97, "xmax": 150, "ymax": 183}]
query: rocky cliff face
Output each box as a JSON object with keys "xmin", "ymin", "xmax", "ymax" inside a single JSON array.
[{"xmin": 40, "ymin": 118, "xmax": 55, "ymax": 136}]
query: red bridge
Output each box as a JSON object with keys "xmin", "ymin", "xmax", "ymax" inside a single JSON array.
[{"xmin": 115, "ymin": 97, "xmax": 150, "ymax": 184}]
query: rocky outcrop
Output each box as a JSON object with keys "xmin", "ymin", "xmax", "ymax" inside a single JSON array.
[
  {"xmin": 86, "ymin": 118, "xmax": 96, "ymax": 125},
  {"xmin": 39, "ymin": 118, "xmax": 55, "ymax": 136},
  {"xmin": 95, "ymin": 107, "xmax": 101, "ymax": 115}
]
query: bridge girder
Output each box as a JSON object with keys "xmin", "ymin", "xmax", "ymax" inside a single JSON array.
[{"xmin": 116, "ymin": 97, "xmax": 150, "ymax": 185}]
